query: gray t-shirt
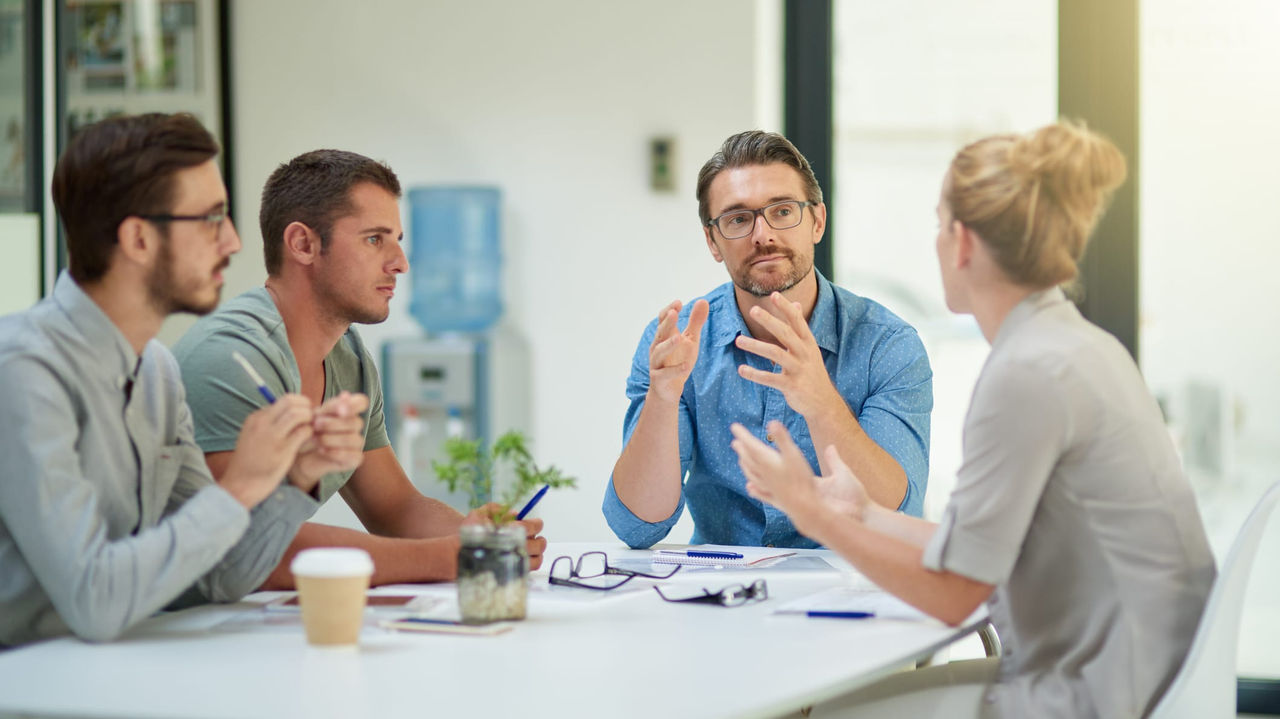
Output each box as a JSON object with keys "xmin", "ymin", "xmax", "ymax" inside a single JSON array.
[
  {"xmin": 922, "ymin": 287, "xmax": 1215, "ymax": 719},
  {"xmin": 0, "ymin": 273, "xmax": 317, "ymax": 647},
  {"xmin": 172, "ymin": 287, "xmax": 389, "ymax": 505}
]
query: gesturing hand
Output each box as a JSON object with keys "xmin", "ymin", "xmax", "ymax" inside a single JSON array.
[
  {"xmin": 287, "ymin": 391, "xmax": 371, "ymax": 495},
  {"xmin": 735, "ymin": 292, "xmax": 841, "ymax": 417},
  {"xmin": 647, "ymin": 299, "xmax": 710, "ymax": 404},
  {"xmin": 730, "ymin": 421, "xmax": 870, "ymax": 536}
]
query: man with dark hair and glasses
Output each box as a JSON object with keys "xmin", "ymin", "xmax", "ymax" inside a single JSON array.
[
  {"xmin": 604, "ymin": 130, "xmax": 932, "ymax": 549},
  {"xmin": 173, "ymin": 150, "xmax": 547, "ymax": 589},
  {"xmin": 0, "ymin": 114, "xmax": 368, "ymax": 647}
]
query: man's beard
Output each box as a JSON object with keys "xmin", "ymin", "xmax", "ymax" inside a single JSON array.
[
  {"xmin": 315, "ymin": 266, "xmax": 391, "ymax": 326},
  {"xmin": 733, "ymin": 246, "xmax": 813, "ymax": 297},
  {"xmin": 146, "ymin": 237, "xmax": 225, "ymax": 316}
]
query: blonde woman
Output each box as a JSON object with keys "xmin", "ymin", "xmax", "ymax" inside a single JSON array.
[{"xmin": 731, "ymin": 122, "xmax": 1215, "ymax": 718}]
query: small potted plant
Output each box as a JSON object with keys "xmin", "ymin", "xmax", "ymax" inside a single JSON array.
[{"xmin": 433, "ymin": 431, "xmax": 575, "ymax": 623}]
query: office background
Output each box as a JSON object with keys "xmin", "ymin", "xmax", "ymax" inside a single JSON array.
[{"xmin": 2, "ymin": 0, "xmax": 1277, "ymax": 690}]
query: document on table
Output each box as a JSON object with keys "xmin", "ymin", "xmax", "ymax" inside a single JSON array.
[
  {"xmin": 774, "ymin": 585, "xmax": 931, "ymax": 621},
  {"xmin": 612, "ymin": 545, "xmax": 833, "ymax": 573}
]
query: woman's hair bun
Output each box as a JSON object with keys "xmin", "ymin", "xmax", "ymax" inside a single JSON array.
[{"xmin": 948, "ymin": 120, "xmax": 1127, "ymax": 287}]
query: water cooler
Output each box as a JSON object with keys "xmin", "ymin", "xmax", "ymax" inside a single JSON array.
[{"xmin": 382, "ymin": 187, "xmax": 529, "ymax": 512}]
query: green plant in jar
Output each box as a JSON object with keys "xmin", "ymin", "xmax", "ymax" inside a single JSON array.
[
  {"xmin": 432, "ymin": 430, "xmax": 576, "ymax": 523},
  {"xmin": 433, "ymin": 431, "xmax": 576, "ymax": 623}
]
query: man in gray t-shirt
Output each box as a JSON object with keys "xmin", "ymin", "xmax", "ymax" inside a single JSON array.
[
  {"xmin": 174, "ymin": 149, "xmax": 547, "ymax": 588},
  {"xmin": 0, "ymin": 115, "xmax": 366, "ymax": 647}
]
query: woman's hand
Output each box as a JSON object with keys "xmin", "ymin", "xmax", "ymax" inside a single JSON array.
[{"xmin": 730, "ymin": 421, "xmax": 871, "ymax": 536}]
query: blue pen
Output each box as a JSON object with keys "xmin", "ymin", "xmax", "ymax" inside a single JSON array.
[
  {"xmin": 232, "ymin": 351, "xmax": 277, "ymax": 403},
  {"xmin": 806, "ymin": 611, "xmax": 875, "ymax": 619},
  {"xmin": 516, "ymin": 484, "xmax": 549, "ymax": 520},
  {"xmin": 400, "ymin": 617, "xmax": 464, "ymax": 626},
  {"xmin": 658, "ymin": 550, "xmax": 745, "ymax": 559}
]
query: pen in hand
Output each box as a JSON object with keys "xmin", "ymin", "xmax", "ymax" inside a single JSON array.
[
  {"xmin": 516, "ymin": 484, "xmax": 550, "ymax": 520},
  {"xmin": 232, "ymin": 351, "xmax": 277, "ymax": 403}
]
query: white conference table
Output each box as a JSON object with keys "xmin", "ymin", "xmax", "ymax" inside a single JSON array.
[{"xmin": 0, "ymin": 542, "xmax": 986, "ymax": 719}]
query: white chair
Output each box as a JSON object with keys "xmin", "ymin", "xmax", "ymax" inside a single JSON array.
[{"xmin": 1149, "ymin": 480, "xmax": 1280, "ymax": 718}]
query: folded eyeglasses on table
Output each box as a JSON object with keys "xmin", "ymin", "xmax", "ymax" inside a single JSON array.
[
  {"xmin": 653, "ymin": 579, "xmax": 769, "ymax": 607},
  {"xmin": 548, "ymin": 551, "xmax": 681, "ymax": 590}
]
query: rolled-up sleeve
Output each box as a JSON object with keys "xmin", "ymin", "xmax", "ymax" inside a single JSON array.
[
  {"xmin": 922, "ymin": 360, "xmax": 1067, "ymax": 584},
  {"xmin": 860, "ymin": 327, "xmax": 932, "ymax": 515}
]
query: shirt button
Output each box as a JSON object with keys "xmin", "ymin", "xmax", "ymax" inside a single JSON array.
[{"xmin": 766, "ymin": 433, "xmax": 774, "ymax": 442}]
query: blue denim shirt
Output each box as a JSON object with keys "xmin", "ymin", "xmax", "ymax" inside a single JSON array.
[{"xmin": 603, "ymin": 273, "xmax": 932, "ymax": 549}]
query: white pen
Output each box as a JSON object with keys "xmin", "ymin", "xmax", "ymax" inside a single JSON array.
[{"xmin": 231, "ymin": 351, "xmax": 277, "ymax": 403}]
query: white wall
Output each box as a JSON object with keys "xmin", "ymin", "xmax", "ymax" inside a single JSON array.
[
  {"xmin": 1139, "ymin": 0, "xmax": 1280, "ymax": 677},
  {"xmin": 224, "ymin": 0, "xmax": 778, "ymax": 542}
]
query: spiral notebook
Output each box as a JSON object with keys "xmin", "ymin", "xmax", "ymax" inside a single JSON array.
[{"xmin": 651, "ymin": 547, "xmax": 797, "ymax": 567}]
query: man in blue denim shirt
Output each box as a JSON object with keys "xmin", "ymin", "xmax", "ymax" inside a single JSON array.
[{"xmin": 603, "ymin": 131, "xmax": 932, "ymax": 549}]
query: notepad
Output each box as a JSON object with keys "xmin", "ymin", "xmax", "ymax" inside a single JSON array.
[
  {"xmin": 651, "ymin": 547, "xmax": 797, "ymax": 567},
  {"xmin": 774, "ymin": 585, "xmax": 930, "ymax": 621}
]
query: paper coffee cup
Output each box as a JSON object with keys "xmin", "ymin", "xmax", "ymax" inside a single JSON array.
[{"xmin": 290, "ymin": 548, "xmax": 374, "ymax": 647}]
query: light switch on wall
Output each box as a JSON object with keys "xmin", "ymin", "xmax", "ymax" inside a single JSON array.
[{"xmin": 650, "ymin": 136, "xmax": 676, "ymax": 193}]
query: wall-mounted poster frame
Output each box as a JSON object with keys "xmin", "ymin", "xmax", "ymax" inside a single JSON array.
[{"xmin": 51, "ymin": 0, "xmax": 230, "ymax": 277}]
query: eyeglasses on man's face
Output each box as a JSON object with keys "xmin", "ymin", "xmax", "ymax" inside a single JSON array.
[
  {"xmin": 653, "ymin": 579, "xmax": 768, "ymax": 607},
  {"xmin": 139, "ymin": 204, "xmax": 230, "ymax": 232},
  {"xmin": 706, "ymin": 200, "xmax": 815, "ymax": 240},
  {"xmin": 548, "ymin": 551, "xmax": 680, "ymax": 591}
]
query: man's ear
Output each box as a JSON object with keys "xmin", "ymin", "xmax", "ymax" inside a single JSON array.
[
  {"xmin": 114, "ymin": 216, "xmax": 158, "ymax": 268},
  {"xmin": 810, "ymin": 202, "xmax": 827, "ymax": 245},
  {"xmin": 704, "ymin": 226, "xmax": 724, "ymax": 263},
  {"xmin": 282, "ymin": 221, "xmax": 321, "ymax": 266}
]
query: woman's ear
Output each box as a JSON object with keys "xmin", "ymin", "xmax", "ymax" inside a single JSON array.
[{"xmin": 953, "ymin": 220, "xmax": 975, "ymax": 270}]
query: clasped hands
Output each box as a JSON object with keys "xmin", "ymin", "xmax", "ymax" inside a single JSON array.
[
  {"xmin": 285, "ymin": 391, "xmax": 370, "ymax": 493},
  {"xmin": 222, "ymin": 391, "xmax": 369, "ymax": 508}
]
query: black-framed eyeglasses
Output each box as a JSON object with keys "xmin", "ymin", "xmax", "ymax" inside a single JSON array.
[
  {"xmin": 548, "ymin": 551, "xmax": 680, "ymax": 591},
  {"xmin": 706, "ymin": 200, "xmax": 815, "ymax": 240},
  {"xmin": 653, "ymin": 579, "xmax": 768, "ymax": 607},
  {"xmin": 139, "ymin": 206, "xmax": 229, "ymax": 230}
]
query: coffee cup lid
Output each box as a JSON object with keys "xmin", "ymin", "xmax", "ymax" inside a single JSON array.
[{"xmin": 290, "ymin": 548, "xmax": 374, "ymax": 578}]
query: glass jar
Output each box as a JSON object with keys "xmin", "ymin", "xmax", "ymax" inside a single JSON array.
[{"xmin": 456, "ymin": 523, "xmax": 528, "ymax": 624}]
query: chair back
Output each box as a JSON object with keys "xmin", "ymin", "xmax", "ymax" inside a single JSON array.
[{"xmin": 1149, "ymin": 480, "xmax": 1280, "ymax": 718}]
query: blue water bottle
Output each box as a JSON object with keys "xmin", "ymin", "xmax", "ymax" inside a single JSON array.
[{"xmin": 408, "ymin": 187, "xmax": 503, "ymax": 333}]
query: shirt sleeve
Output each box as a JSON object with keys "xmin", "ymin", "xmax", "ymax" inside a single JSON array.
[
  {"xmin": 0, "ymin": 354, "xmax": 250, "ymax": 642},
  {"xmin": 161, "ymin": 382, "xmax": 317, "ymax": 603},
  {"xmin": 177, "ymin": 329, "xmax": 285, "ymax": 454},
  {"xmin": 859, "ymin": 326, "xmax": 933, "ymax": 515},
  {"xmin": 922, "ymin": 359, "xmax": 1068, "ymax": 585},
  {"xmin": 602, "ymin": 318, "xmax": 694, "ymax": 549}
]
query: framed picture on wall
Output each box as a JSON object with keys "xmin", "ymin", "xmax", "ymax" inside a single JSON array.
[{"xmin": 52, "ymin": 0, "xmax": 231, "ymax": 278}]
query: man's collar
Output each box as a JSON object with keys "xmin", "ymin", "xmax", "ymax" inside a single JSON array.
[
  {"xmin": 709, "ymin": 271, "xmax": 838, "ymax": 352},
  {"xmin": 52, "ymin": 271, "xmax": 143, "ymax": 383}
]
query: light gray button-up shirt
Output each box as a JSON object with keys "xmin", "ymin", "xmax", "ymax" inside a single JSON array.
[
  {"xmin": 0, "ymin": 272, "xmax": 317, "ymax": 646},
  {"xmin": 923, "ymin": 287, "xmax": 1216, "ymax": 719}
]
